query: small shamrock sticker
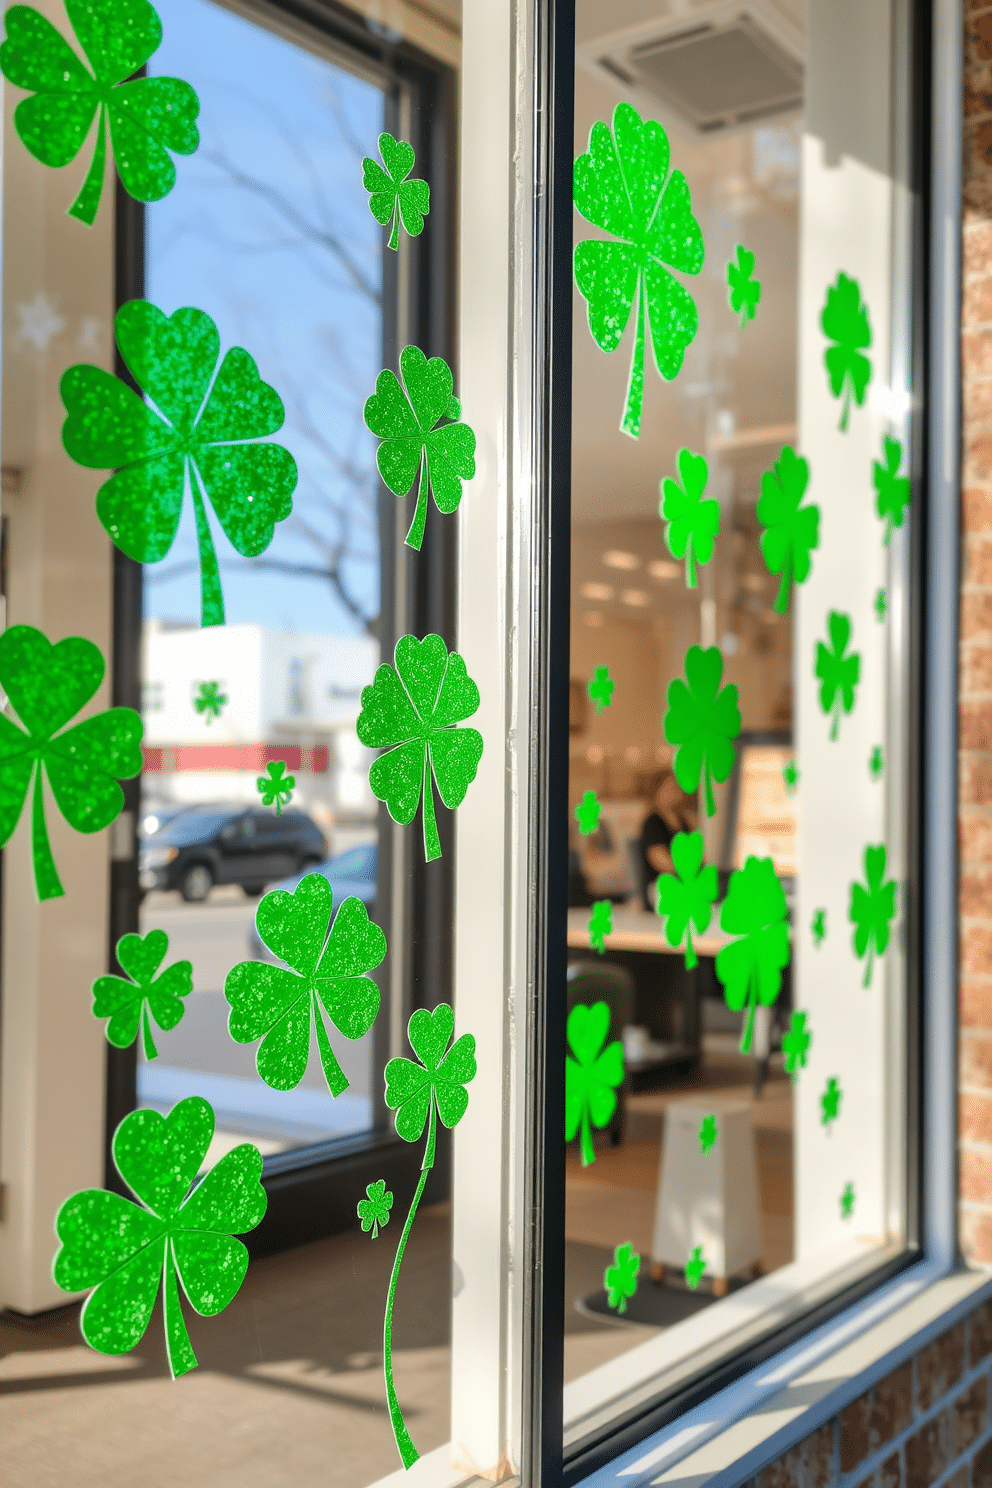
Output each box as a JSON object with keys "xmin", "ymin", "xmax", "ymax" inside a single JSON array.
[
  {"xmin": 573, "ymin": 102, "xmax": 704, "ymax": 438},
  {"xmin": 875, "ymin": 587, "xmax": 888, "ymax": 622},
  {"xmin": 589, "ymin": 899, "xmax": 613, "ymax": 954},
  {"xmin": 0, "ymin": 625, "xmax": 143, "ymax": 900},
  {"xmin": 576, "ymin": 789, "xmax": 602, "ymax": 836},
  {"xmin": 716, "ymin": 856, "xmax": 790, "ymax": 1054},
  {"xmin": 0, "ymin": 0, "xmax": 199, "ymax": 227},
  {"xmin": 869, "ymin": 746, "xmax": 884, "ymax": 781},
  {"xmin": 92, "ymin": 929, "xmax": 192, "ymax": 1060},
  {"xmin": 698, "ymin": 1113, "xmax": 718, "ymax": 1154},
  {"xmin": 604, "ymin": 1242, "xmax": 640, "ymax": 1314},
  {"xmin": 589, "ymin": 665, "xmax": 615, "ymax": 713},
  {"xmin": 849, "ymin": 843, "xmax": 897, "ymax": 988},
  {"xmin": 664, "ymin": 645, "xmax": 742, "ymax": 817},
  {"xmin": 61, "ymin": 300, "xmax": 297, "ymax": 628},
  {"xmin": 659, "ymin": 448, "xmax": 719, "ymax": 589},
  {"xmin": 194, "ymin": 680, "xmax": 227, "ymax": 723},
  {"xmin": 362, "ymin": 132, "xmax": 429, "ymax": 251},
  {"xmin": 727, "ymin": 244, "xmax": 761, "ymax": 326},
  {"xmin": 357, "ymin": 634, "xmax": 483, "ymax": 863},
  {"xmin": 821, "ymin": 272, "xmax": 872, "ymax": 431},
  {"xmin": 782, "ymin": 1010, "xmax": 811, "ymax": 1083},
  {"xmin": 257, "ymin": 759, "xmax": 294, "ymax": 813},
  {"xmin": 225, "ymin": 873, "xmax": 386, "ymax": 1096},
  {"xmin": 357, "ymin": 1179, "xmax": 393, "ymax": 1239},
  {"xmin": 783, "ymin": 758, "xmax": 799, "ymax": 794},
  {"xmin": 364, "ymin": 346, "xmax": 476, "ymax": 551},
  {"xmin": 685, "ymin": 1244, "xmax": 706, "ymax": 1291},
  {"xmin": 758, "ymin": 446, "xmax": 820, "ymax": 614},
  {"xmin": 815, "ymin": 611, "xmax": 860, "ymax": 741},
  {"xmin": 565, "ymin": 1001, "xmax": 624, "ymax": 1167},
  {"xmin": 840, "ymin": 1181, "xmax": 856, "ymax": 1219},
  {"xmin": 811, "ymin": 908, "xmax": 827, "ymax": 946},
  {"xmin": 54, "ymin": 1096, "xmax": 265, "ymax": 1378},
  {"xmin": 821, "ymin": 1076, "xmax": 842, "ymax": 1128},
  {"xmin": 873, "ymin": 434, "xmax": 911, "ymax": 544},
  {"xmin": 656, "ymin": 829, "xmax": 718, "ymax": 970}
]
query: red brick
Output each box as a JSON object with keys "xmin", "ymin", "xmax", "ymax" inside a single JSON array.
[
  {"xmin": 967, "ymin": 0, "xmax": 992, "ymax": 17},
  {"xmin": 971, "ymin": 1300, "xmax": 992, "ymax": 1363},
  {"xmin": 961, "ymin": 701, "xmax": 992, "ymax": 750},
  {"xmin": 962, "ymin": 591, "xmax": 992, "ymax": 641},
  {"xmin": 944, "ymin": 1469, "xmax": 969, "ymax": 1488},
  {"xmin": 905, "ymin": 1410, "xmax": 953, "ymax": 1488},
  {"xmin": 966, "ymin": 218, "xmax": 992, "ymax": 275},
  {"xmin": 961, "ymin": 757, "xmax": 992, "ymax": 806},
  {"xmin": 961, "ymin": 1206, "xmax": 992, "ymax": 1265},
  {"xmin": 964, "ymin": 172, "xmax": 992, "ymax": 216},
  {"xmin": 756, "ymin": 1423, "xmax": 834, "ymax": 1488},
  {"xmin": 917, "ymin": 1325, "xmax": 967, "ymax": 1411},
  {"xmin": 961, "ymin": 813, "xmax": 992, "ymax": 863},
  {"xmin": 842, "ymin": 1393, "xmax": 872, "ymax": 1472},
  {"xmin": 967, "ymin": 69, "xmax": 992, "ymax": 120},
  {"xmin": 955, "ymin": 1374, "xmax": 989, "ymax": 1453},
  {"xmin": 972, "ymin": 14, "xmax": 992, "ymax": 60},
  {"xmin": 962, "ymin": 867, "xmax": 992, "ymax": 920},
  {"xmin": 963, "ymin": 644, "xmax": 992, "ymax": 696},
  {"xmin": 879, "ymin": 1453, "xmax": 901, "ymax": 1488},
  {"xmin": 964, "ymin": 926, "xmax": 992, "ymax": 978},
  {"xmin": 976, "ymin": 1431, "xmax": 992, "ymax": 1488},
  {"xmin": 962, "ymin": 982, "xmax": 992, "ymax": 1031},
  {"xmin": 969, "ymin": 536, "xmax": 992, "ymax": 585},
  {"xmin": 961, "ymin": 1091, "xmax": 992, "ymax": 1143},
  {"xmin": 967, "ymin": 380, "xmax": 992, "ymax": 430},
  {"xmin": 962, "ymin": 1030, "xmax": 992, "ymax": 1084},
  {"xmin": 966, "ymin": 276, "xmax": 992, "ymax": 331},
  {"xmin": 961, "ymin": 1145, "xmax": 992, "ymax": 1203},
  {"xmin": 964, "ymin": 485, "xmax": 992, "ymax": 530}
]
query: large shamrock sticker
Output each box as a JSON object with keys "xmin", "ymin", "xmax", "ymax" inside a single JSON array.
[
  {"xmin": 821, "ymin": 272, "xmax": 872, "ymax": 431},
  {"xmin": 656, "ymin": 829, "xmax": 718, "ymax": 970},
  {"xmin": 364, "ymin": 346, "xmax": 476, "ymax": 551},
  {"xmin": 383, "ymin": 1003, "xmax": 476, "ymax": 1468},
  {"xmin": 604, "ymin": 1242, "xmax": 640, "ymax": 1314},
  {"xmin": 0, "ymin": 0, "xmax": 199, "ymax": 227},
  {"xmin": 664, "ymin": 645, "xmax": 742, "ymax": 817},
  {"xmin": 0, "ymin": 625, "xmax": 143, "ymax": 900},
  {"xmin": 815, "ymin": 611, "xmax": 860, "ymax": 741},
  {"xmin": 357, "ymin": 633, "xmax": 483, "ymax": 863},
  {"xmin": 873, "ymin": 434, "xmax": 911, "ymax": 544},
  {"xmin": 54, "ymin": 1096, "xmax": 266, "ymax": 1378},
  {"xmin": 757, "ymin": 446, "xmax": 820, "ymax": 614},
  {"xmin": 92, "ymin": 929, "xmax": 192, "ymax": 1059},
  {"xmin": 225, "ymin": 872, "xmax": 385, "ymax": 1096},
  {"xmin": 573, "ymin": 102, "xmax": 704, "ymax": 438},
  {"xmin": 849, "ymin": 843, "xmax": 897, "ymax": 987},
  {"xmin": 716, "ymin": 856, "xmax": 790, "ymax": 1055},
  {"xmin": 60, "ymin": 299, "xmax": 297, "ymax": 628},
  {"xmin": 565, "ymin": 1001, "xmax": 624, "ymax": 1167},
  {"xmin": 727, "ymin": 244, "xmax": 761, "ymax": 326},
  {"xmin": 659, "ymin": 448, "xmax": 719, "ymax": 589},
  {"xmin": 362, "ymin": 132, "xmax": 429, "ymax": 251}
]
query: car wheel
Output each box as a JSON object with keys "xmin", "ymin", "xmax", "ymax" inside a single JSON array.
[
  {"xmin": 243, "ymin": 883, "xmax": 266, "ymax": 898},
  {"xmin": 180, "ymin": 864, "xmax": 213, "ymax": 903}
]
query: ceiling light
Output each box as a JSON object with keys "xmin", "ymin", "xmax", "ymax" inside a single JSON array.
[
  {"xmin": 581, "ymin": 581, "xmax": 614, "ymax": 601},
  {"xmin": 648, "ymin": 559, "xmax": 681, "ymax": 580},
  {"xmin": 622, "ymin": 589, "xmax": 649, "ymax": 607},
  {"xmin": 603, "ymin": 550, "xmax": 639, "ymax": 570}
]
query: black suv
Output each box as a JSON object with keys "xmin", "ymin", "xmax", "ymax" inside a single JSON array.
[{"xmin": 139, "ymin": 805, "xmax": 327, "ymax": 902}]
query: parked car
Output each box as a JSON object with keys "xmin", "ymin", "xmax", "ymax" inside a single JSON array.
[
  {"xmin": 248, "ymin": 842, "xmax": 378, "ymax": 960},
  {"xmin": 139, "ymin": 804, "xmax": 328, "ymax": 902}
]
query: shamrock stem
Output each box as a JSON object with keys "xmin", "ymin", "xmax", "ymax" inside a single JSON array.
[
  {"xmin": 621, "ymin": 278, "xmax": 646, "ymax": 440},
  {"xmin": 388, "ymin": 205, "xmax": 400, "ymax": 253},
  {"xmin": 383, "ymin": 1101, "xmax": 436, "ymax": 1469},
  {"xmin": 422, "ymin": 750, "xmax": 442, "ymax": 862},
  {"xmin": 704, "ymin": 762, "xmax": 716, "ymax": 819},
  {"xmin": 312, "ymin": 1000, "xmax": 349, "ymax": 1096},
  {"xmin": 685, "ymin": 928, "xmax": 698, "ymax": 972},
  {"xmin": 405, "ymin": 449, "xmax": 429, "ymax": 551},
  {"xmin": 162, "ymin": 1241, "xmax": 198, "ymax": 1379},
  {"xmin": 141, "ymin": 1003, "xmax": 159, "ymax": 1061},
  {"xmin": 774, "ymin": 562, "xmax": 792, "ymax": 615},
  {"xmin": 68, "ymin": 106, "xmax": 107, "ymax": 227},
  {"xmin": 579, "ymin": 1105, "xmax": 596, "ymax": 1167},
  {"xmin": 190, "ymin": 467, "xmax": 226, "ymax": 628},
  {"xmin": 840, "ymin": 380, "xmax": 852, "ymax": 433},
  {"xmin": 740, "ymin": 976, "xmax": 757, "ymax": 1054},
  {"xmin": 884, "ymin": 519, "xmax": 892, "ymax": 548},
  {"xmin": 31, "ymin": 765, "xmax": 64, "ymax": 901},
  {"xmin": 863, "ymin": 941, "xmax": 875, "ymax": 989},
  {"xmin": 830, "ymin": 701, "xmax": 841, "ymax": 743},
  {"xmin": 686, "ymin": 546, "xmax": 698, "ymax": 589}
]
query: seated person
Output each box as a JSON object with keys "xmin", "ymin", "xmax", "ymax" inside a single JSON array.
[{"xmin": 639, "ymin": 771, "xmax": 695, "ymax": 910}]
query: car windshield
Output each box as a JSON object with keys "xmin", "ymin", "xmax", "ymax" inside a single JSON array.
[
  {"xmin": 326, "ymin": 845, "xmax": 376, "ymax": 879},
  {"xmin": 147, "ymin": 811, "xmax": 234, "ymax": 845}
]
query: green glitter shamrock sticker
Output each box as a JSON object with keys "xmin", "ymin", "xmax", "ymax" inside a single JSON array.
[
  {"xmin": 782, "ymin": 1010, "xmax": 811, "ymax": 1083},
  {"xmin": 727, "ymin": 244, "xmax": 761, "ymax": 326},
  {"xmin": 575, "ymin": 789, "xmax": 602, "ymax": 836},
  {"xmin": 566, "ymin": 1001, "xmax": 624, "ymax": 1168},
  {"xmin": 92, "ymin": 929, "xmax": 192, "ymax": 1060},
  {"xmin": 257, "ymin": 759, "xmax": 294, "ymax": 813},
  {"xmin": 54, "ymin": 1095, "xmax": 265, "ymax": 1378},
  {"xmin": 61, "ymin": 300, "xmax": 297, "ymax": 628},
  {"xmin": 821, "ymin": 1076, "xmax": 842, "ymax": 1129},
  {"xmin": 664, "ymin": 645, "xmax": 742, "ymax": 818},
  {"xmin": 840, "ymin": 1181, "xmax": 856, "ymax": 1219},
  {"xmin": 849, "ymin": 843, "xmax": 896, "ymax": 988},
  {"xmin": 573, "ymin": 102, "xmax": 704, "ymax": 439},
  {"xmin": 685, "ymin": 1244, "xmax": 706, "ymax": 1291},
  {"xmin": 604, "ymin": 1242, "xmax": 640, "ymax": 1314},
  {"xmin": 357, "ymin": 633, "xmax": 483, "ymax": 863},
  {"xmin": 815, "ymin": 611, "xmax": 860, "ymax": 741},
  {"xmin": 821, "ymin": 272, "xmax": 872, "ymax": 431},
  {"xmin": 0, "ymin": 624, "xmax": 143, "ymax": 900},
  {"xmin": 364, "ymin": 346, "xmax": 476, "ymax": 551},
  {"xmin": 656, "ymin": 829, "xmax": 718, "ymax": 970},
  {"xmin": 357, "ymin": 1179, "xmax": 393, "ymax": 1239},
  {"xmin": 811, "ymin": 908, "xmax": 827, "ymax": 947},
  {"xmin": 698, "ymin": 1113, "xmax": 718, "ymax": 1154},
  {"xmin": 758, "ymin": 446, "xmax": 819, "ymax": 614},
  {"xmin": 869, "ymin": 746, "xmax": 884, "ymax": 781},
  {"xmin": 0, "ymin": 0, "xmax": 199, "ymax": 227},
  {"xmin": 716, "ymin": 856, "xmax": 790, "ymax": 1055},
  {"xmin": 783, "ymin": 758, "xmax": 799, "ymax": 794},
  {"xmin": 875, "ymin": 588, "xmax": 888, "ymax": 623},
  {"xmin": 225, "ymin": 872, "xmax": 385, "ymax": 1096},
  {"xmin": 194, "ymin": 680, "xmax": 227, "ymax": 723},
  {"xmin": 383, "ymin": 1003, "xmax": 476, "ymax": 1468},
  {"xmin": 659, "ymin": 448, "xmax": 719, "ymax": 589},
  {"xmin": 589, "ymin": 665, "xmax": 615, "ymax": 713},
  {"xmin": 873, "ymin": 434, "xmax": 910, "ymax": 544},
  {"xmin": 362, "ymin": 132, "xmax": 429, "ymax": 251},
  {"xmin": 589, "ymin": 899, "xmax": 613, "ymax": 954}
]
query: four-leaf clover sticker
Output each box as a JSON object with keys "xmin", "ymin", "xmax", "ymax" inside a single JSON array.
[
  {"xmin": 357, "ymin": 1179, "xmax": 393, "ymax": 1239},
  {"xmin": 660, "ymin": 448, "xmax": 719, "ymax": 589},
  {"xmin": 698, "ymin": 1113, "xmax": 718, "ymax": 1154},
  {"xmin": 685, "ymin": 1244, "xmax": 707, "ymax": 1291},
  {"xmin": 664, "ymin": 645, "xmax": 742, "ymax": 817},
  {"xmin": 257, "ymin": 759, "xmax": 294, "ymax": 813},
  {"xmin": 60, "ymin": 299, "xmax": 297, "ymax": 628},
  {"xmin": 727, "ymin": 244, "xmax": 761, "ymax": 326},
  {"xmin": 758, "ymin": 445, "xmax": 820, "ymax": 614},
  {"xmin": 811, "ymin": 908, "xmax": 827, "ymax": 947},
  {"xmin": 573, "ymin": 102, "xmax": 704, "ymax": 438},
  {"xmin": 588, "ymin": 665, "xmax": 615, "ymax": 713},
  {"xmin": 589, "ymin": 898, "xmax": 613, "ymax": 954},
  {"xmin": 575, "ymin": 788, "xmax": 601, "ymax": 836},
  {"xmin": 716, "ymin": 856, "xmax": 790, "ymax": 1055},
  {"xmin": 54, "ymin": 1095, "xmax": 266, "ymax": 1378},
  {"xmin": 656, "ymin": 829, "xmax": 718, "ymax": 970},
  {"xmin": 0, "ymin": 625, "xmax": 143, "ymax": 900},
  {"xmin": 0, "ymin": 0, "xmax": 199, "ymax": 227},
  {"xmin": 874, "ymin": 434, "xmax": 911, "ymax": 544},
  {"xmin": 364, "ymin": 345, "xmax": 476, "ymax": 551},
  {"xmin": 92, "ymin": 929, "xmax": 192, "ymax": 1060},
  {"xmin": 194, "ymin": 680, "xmax": 227, "ymax": 723},
  {"xmin": 821, "ymin": 271, "xmax": 872, "ymax": 431},
  {"xmin": 815, "ymin": 611, "xmax": 860, "ymax": 741},
  {"xmin": 362, "ymin": 132, "xmax": 429, "ymax": 251},
  {"xmin": 840, "ymin": 1181, "xmax": 856, "ymax": 1219},
  {"xmin": 225, "ymin": 872, "xmax": 386, "ymax": 1096},
  {"xmin": 782, "ymin": 1010, "xmax": 811, "ymax": 1083},
  {"xmin": 565, "ymin": 1001, "xmax": 624, "ymax": 1167},
  {"xmin": 821, "ymin": 1076, "xmax": 842, "ymax": 1129},
  {"xmin": 604, "ymin": 1242, "xmax": 640, "ymax": 1314},
  {"xmin": 849, "ymin": 843, "xmax": 897, "ymax": 987},
  {"xmin": 357, "ymin": 633, "xmax": 483, "ymax": 863}
]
